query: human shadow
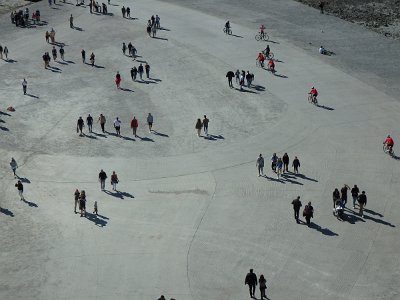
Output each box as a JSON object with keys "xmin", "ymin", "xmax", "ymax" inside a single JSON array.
[
  {"xmin": 317, "ymin": 104, "xmax": 334, "ymax": 111},
  {"xmin": 231, "ymin": 34, "xmax": 244, "ymax": 38},
  {"xmin": 136, "ymin": 59, "xmax": 146, "ymax": 63},
  {"xmin": 85, "ymin": 212, "xmax": 108, "ymax": 227},
  {"xmin": 120, "ymin": 87, "xmax": 134, "ymax": 92},
  {"xmin": 51, "ymin": 41, "xmax": 66, "ymax": 47},
  {"xmin": 363, "ymin": 215, "xmax": 395, "ymax": 227},
  {"xmin": 85, "ymin": 134, "xmax": 97, "ymax": 139},
  {"xmin": 363, "ymin": 208, "xmax": 383, "ymax": 217},
  {"xmin": 51, "ymin": 7, "xmax": 60, "ymax": 10},
  {"xmin": 0, "ymin": 126, "xmax": 10, "ymax": 131},
  {"xmin": 268, "ymin": 39, "xmax": 280, "ymax": 44},
  {"xmin": 109, "ymin": 3, "xmax": 119, "ymax": 6},
  {"xmin": 65, "ymin": 60, "xmax": 75, "ymax": 64},
  {"xmin": 0, "ymin": 111, "xmax": 11, "ymax": 116},
  {"xmin": 48, "ymin": 66, "xmax": 62, "ymax": 73},
  {"xmin": 274, "ymin": 73, "xmax": 288, "ymax": 78},
  {"xmin": 152, "ymin": 36, "xmax": 168, "ymax": 41},
  {"xmin": 273, "ymin": 59, "xmax": 284, "ymax": 63},
  {"xmin": 0, "ymin": 119, "xmax": 5, "ymax": 123},
  {"xmin": 93, "ymin": 64, "xmax": 105, "ymax": 69},
  {"xmin": 121, "ymin": 135, "xmax": 136, "ymax": 141},
  {"xmin": 159, "ymin": 27, "xmax": 170, "ymax": 31},
  {"xmin": 73, "ymin": 26, "xmax": 84, "ymax": 31},
  {"xmin": 23, "ymin": 199, "xmax": 38, "ymax": 207},
  {"xmin": 263, "ymin": 175, "xmax": 286, "ymax": 183},
  {"xmin": 209, "ymin": 134, "xmax": 224, "ymax": 139},
  {"xmin": 127, "ymin": 17, "xmax": 138, "ymax": 20},
  {"xmin": 152, "ymin": 130, "xmax": 169, "ymax": 137},
  {"xmin": 344, "ymin": 212, "xmax": 365, "ymax": 224},
  {"xmin": 308, "ymin": 223, "xmax": 338, "ymax": 236},
  {"xmin": 253, "ymin": 85, "xmax": 265, "ymax": 91},
  {"xmin": 104, "ymin": 190, "xmax": 123, "ymax": 199},
  {"xmin": 19, "ymin": 177, "xmax": 31, "ymax": 184},
  {"xmin": 235, "ymin": 88, "xmax": 258, "ymax": 94},
  {"xmin": 5, "ymin": 59, "xmax": 17, "ymax": 63},
  {"xmin": 0, "ymin": 207, "xmax": 14, "ymax": 217},
  {"xmin": 146, "ymin": 80, "xmax": 158, "ymax": 84},
  {"xmin": 26, "ymin": 93, "xmax": 39, "ymax": 99},
  {"xmin": 281, "ymin": 174, "xmax": 303, "ymax": 185},
  {"xmin": 295, "ymin": 173, "xmax": 318, "ymax": 182},
  {"xmin": 138, "ymin": 136, "xmax": 154, "ymax": 142},
  {"xmin": 57, "ymin": 61, "xmax": 68, "ymax": 65},
  {"xmin": 92, "ymin": 131, "xmax": 107, "ymax": 138}
]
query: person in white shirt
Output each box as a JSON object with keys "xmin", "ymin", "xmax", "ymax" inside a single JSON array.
[
  {"xmin": 319, "ymin": 46, "xmax": 326, "ymax": 55},
  {"xmin": 113, "ymin": 117, "xmax": 121, "ymax": 137}
]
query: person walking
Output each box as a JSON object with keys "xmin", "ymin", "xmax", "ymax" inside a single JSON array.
[
  {"xmin": 155, "ymin": 15, "xmax": 160, "ymax": 28},
  {"xmin": 130, "ymin": 116, "xmax": 138, "ymax": 137},
  {"xmin": 147, "ymin": 113, "xmax": 153, "ymax": 132},
  {"xmin": 121, "ymin": 6, "xmax": 126, "ymax": 18},
  {"xmin": 90, "ymin": 52, "xmax": 95, "ymax": 66},
  {"xmin": 259, "ymin": 274, "xmax": 267, "ymax": 299},
  {"xmin": 291, "ymin": 196, "xmax": 302, "ymax": 223},
  {"xmin": 239, "ymin": 71, "xmax": 245, "ymax": 91},
  {"xmin": 271, "ymin": 153, "xmax": 277, "ymax": 173},
  {"xmin": 282, "ymin": 153, "xmax": 289, "ymax": 173},
  {"xmin": 319, "ymin": 1, "xmax": 325, "ymax": 14},
  {"xmin": 256, "ymin": 154, "xmax": 264, "ymax": 176},
  {"xmin": 69, "ymin": 14, "xmax": 73, "ymax": 28},
  {"xmin": 113, "ymin": 117, "xmax": 121, "ymax": 137},
  {"xmin": 303, "ymin": 201, "xmax": 314, "ymax": 226},
  {"xmin": 195, "ymin": 119, "xmax": 202, "ymax": 137},
  {"xmin": 292, "ymin": 156, "xmax": 300, "ymax": 174},
  {"xmin": 10, "ymin": 158, "xmax": 18, "ymax": 178},
  {"xmin": 152, "ymin": 24, "xmax": 157, "ymax": 38},
  {"xmin": 138, "ymin": 63, "xmax": 144, "ymax": 81},
  {"xmin": 59, "ymin": 46, "xmax": 65, "ymax": 60},
  {"xmin": 115, "ymin": 71, "xmax": 121, "ymax": 89},
  {"xmin": 126, "ymin": 7, "xmax": 130, "ymax": 18},
  {"xmin": 145, "ymin": 63, "xmax": 150, "ymax": 79},
  {"xmin": 276, "ymin": 157, "xmax": 283, "ymax": 179},
  {"xmin": 246, "ymin": 71, "xmax": 252, "ymax": 88},
  {"xmin": 77, "ymin": 116, "xmax": 84, "ymax": 136},
  {"xmin": 130, "ymin": 66, "xmax": 137, "ymax": 81},
  {"xmin": 74, "ymin": 189, "xmax": 80, "ymax": 213},
  {"xmin": 235, "ymin": 69, "xmax": 240, "ymax": 84},
  {"xmin": 0, "ymin": 45, "xmax": 3, "ymax": 60},
  {"xmin": 333, "ymin": 188, "xmax": 340, "ymax": 208},
  {"xmin": 3, "ymin": 46, "xmax": 8, "ymax": 59},
  {"xmin": 52, "ymin": 46, "xmax": 57, "ymax": 61},
  {"xmin": 110, "ymin": 171, "xmax": 119, "ymax": 191},
  {"xmin": 122, "ymin": 42, "xmax": 127, "ymax": 55},
  {"xmin": 86, "ymin": 114, "xmax": 93, "ymax": 133},
  {"xmin": 340, "ymin": 184, "xmax": 350, "ymax": 208},
  {"xmin": 357, "ymin": 191, "xmax": 367, "ymax": 217},
  {"xmin": 202, "ymin": 115, "xmax": 209, "ymax": 135},
  {"xmin": 22, "ymin": 78, "xmax": 27, "ymax": 95},
  {"xmin": 15, "ymin": 180, "xmax": 25, "ymax": 200},
  {"xmin": 98, "ymin": 113, "xmax": 106, "ymax": 133},
  {"xmin": 131, "ymin": 45, "xmax": 137, "ymax": 59},
  {"xmin": 245, "ymin": 269, "xmax": 257, "ymax": 298},
  {"xmin": 351, "ymin": 184, "xmax": 359, "ymax": 209},
  {"xmin": 99, "ymin": 169, "xmax": 107, "ymax": 190},
  {"xmin": 45, "ymin": 31, "xmax": 50, "ymax": 43},
  {"xmin": 226, "ymin": 70, "xmax": 235, "ymax": 88},
  {"xmin": 93, "ymin": 201, "xmax": 98, "ymax": 215},
  {"xmin": 79, "ymin": 190, "xmax": 86, "ymax": 217},
  {"xmin": 127, "ymin": 42, "xmax": 133, "ymax": 56},
  {"xmin": 81, "ymin": 49, "xmax": 86, "ymax": 63}
]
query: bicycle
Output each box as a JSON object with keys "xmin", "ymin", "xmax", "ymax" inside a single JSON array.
[
  {"xmin": 308, "ymin": 94, "xmax": 318, "ymax": 105},
  {"xmin": 255, "ymin": 32, "xmax": 269, "ymax": 41},
  {"xmin": 223, "ymin": 27, "xmax": 232, "ymax": 35},
  {"xmin": 262, "ymin": 51, "xmax": 274, "ymax": 59},
  {"xmin": 256, "ymin": 59, "xmax": 264, "ymax": 68},
  {"xmin": 383, "ymin": 144, "xmax": 394, "ymax": 156}
]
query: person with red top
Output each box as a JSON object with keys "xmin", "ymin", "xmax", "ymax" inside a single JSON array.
[
  {"xmin": 383, "ymin": 135, "xmax": 394, "ymax": 153},
  {"xmin": 130, "ymin": 116, "xmax": 138, "ymax": 137},
  {"xmin": 259, "ymin": 24, "xmax": 266, "ymax": 38},
  {"xmin": 257, "ymin": 52, "xmax": 264, "ymax": 67},
  {"xmin": 309, "ymin": 86, "xmax": 318, "ymax": 102},
  {"xmin": 267, "ymin": 58, "xmax": 275, "ymax": 72},
  {"xmin": 115, "ymin": 71, "xmax": 121, "ymax": 89}
]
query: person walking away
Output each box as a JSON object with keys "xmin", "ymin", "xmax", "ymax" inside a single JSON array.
[
  {"xmin": 87, "ymin": 114, "xmax": 93, "ymax": 132},
  {"xmin": 152, "ymin": 24, "xmax": 157, "ymax": 37},
  {"xmin": 10, "ymin": 158, "xmax": 18, "ymax": 178},
  {"xmin": 115, "ymin": 71, "xmax": 121, "ymax": 89},
  {"xmin": 256, "ymin": 154, "xmax": 264, "ymax": 176},
  {"xmin": 138, "ymin": 63, "xmax": 144, "ymax": 80},
  {"xmin": 90, "ymin": 52, "xmax": 95, "ymax": 66},
  {"xmin": 303, "ymin": 201, "xmax": 314, "ymax": 226},
  {"xmin": 127, "ymin": 42, "xmax": 133, "ymax": 56},
  {"xmin": 121, "ymin": 6, "xmax": 126, "ymax": 18},
  {"xmin": 93, "ymin": 201, "xmax": 98, "ymax": 215},
  {"xmin": 122, "ymin": 42, "xmax": 127, "ymax": 55},
  {"xmin": 333, "ymin": 188, "xmax": 340, "ymax": 208},
  {"xmin": 74, "ymin": 189, "xmax": 80, "ymax": 213},
  {"xmin": 45, "ymin": 31, "xmax": 50, "ymax": 43},
  {"xmin": 3, "ymin": 46, "xmax": 8, "ymax": 59},
  {"xmin": 195, "ymin": 119, "xmax": 202, "ymax": 137},
  {"xmin": 239, "ymin": 71, "xmax": 245, "ymax": 91},
  {"xmin": 126, "ymin": 7, "xmax": 130, "ymax": 18},
  {"xmin": 202, "ymin": 115, "xmax": 209, "ymax": 135},
  {"xmin": 235, "ymin": 69, "xmax": 240, "ymax": 84},
  {"xmin": 145, "ymin": 63, "xmax": 150, "ymax": 79},
  {"xmin": 259, "ymin": 275, "xmax": 267, "ymax": 299},
  {"xmin": 357, "ymin": 191, "xmax": 367, "ymax": 217},
  {"xmin": 130, "ymin": 116, "xmax": 138, "ymax": 137},
  {"xmin": 276, "ymin": 157, "xmax": 283, "ymax": 179},
  {"xmin": 131, "ymin": 46, "xmax": 137, "ymax": 59},
  {"xmin": 291, "ymin": 196, "xmax": 302, "ymax": 223},
  {"xmin": 245, "ymin": 269, "xmax": 257, "ymax": 298},
  {"xmin": 351, "ymin": 184, "xmax": 359, "ymax": 209},
  {"xmin": 131, "ymin": 66, "xmax": 138, "ymax": 81},
  {"xmin": 340, "ymin": 184, "xmax": 350, "ymax": 208},
  {"xmin": 113, "ymin": 117, "xmax": 121, "ymax": 137},
  {"xmin": 59, "ymin": 46, "xmax": 65, "ymax": 60},
  {"xmin": 69, "ymin": 14, "xmax": 74, "ymax": 28},
  {"xmin": 147, "ymin": 113, "xmax": 153, "ymax": 132},
  {"xmin": 81, "ymin": 49, "xmax": 86, "ymax": 63},
  {"xmin": 22, "ymin": 78, "xmax": 27, "ymax": 95},
  {"xmin": 98, "ymin": 113, "xmax": 106, "ymax": 133},
  {"xmin": 77, "ymin": 116, "xmax": 84, "ymax": 136},
  {"xmin": 282, "ymin": 153, "xmax": 289, "ymax": 173},
  {"xmin": 79, "ymin": 190, "xmax": 86, "ymax": 217},
  {"xmin": 155, "ymin": 15, "xmax": 160, "ymax": 28},
  {"xmin": 226, "ymin": 70, "xmax": 234, "ymax": 88},
  {"xmin": 110, "ymin": 171, "xmax": 119, "ymax": 191},
  {"xmin": 52, "ymin": 46, "xmax": 57, "ymax": 61},
  {"xmin": 271, "ymin": 153, "xmax": 277, "ymax": 173},
  {"xmin": 292, "ymin": 156, "xmax": 300, "ymax": 174},
  {"xmin": 15, "ymin": 180, "xmax": 25, "ymax": 200},
  {"xmin": 246, "ymin": 71, "xmax": 252, "ymax": 88},
  {"xmin": 98, "ymin": 169, "xmax": 107, "ymax": 190},
  {"xmin": 146, "ymin": 23, "xmax": 152, "ymax": 37}
]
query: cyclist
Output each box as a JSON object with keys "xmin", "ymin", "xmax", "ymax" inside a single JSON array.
[
  {"xmin": 309, "ymin": 86, "xmax": 318, "ymax": 102},
  {"xmin": 383, "ymin": 135, "xmax": 394, "ymax": 153},
  {"xmin": 259, "ymin": 24, "xmax": 266, "ymax": 38},
  {"xmin": 263, "ymin": 45, "xmax": 270, "ymax": 58},
  {"xmin": 257, "ymin": 52, "xmax": 265, "ymax": 67},
  {"xmin": 225, "ymin": 21, "xmax": 230, "ymax": 34},
  {"xmin": 267, "ymin": 58, "xmax": 275, "ymax": 72}
]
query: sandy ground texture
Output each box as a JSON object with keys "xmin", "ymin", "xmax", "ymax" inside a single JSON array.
[
  {"xmin": 296, "ymin": 0, "xmax": 400, "ymax": 38},
  {"xmin": 0, "ymin": 0, "xmax": 400, "ymax": 299}
]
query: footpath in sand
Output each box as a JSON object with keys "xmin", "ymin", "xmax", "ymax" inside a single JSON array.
[{"xmin": 0, "ymin": 0, "xmax": 399, "ymax": 299}]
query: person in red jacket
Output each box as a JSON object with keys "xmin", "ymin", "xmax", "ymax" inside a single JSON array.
[
  {"xmin": 257, "ymin": 52, "xmax": 264, "ymax": 67},
  {"xmin": 130, "ymin": 116, "xmax": 138, "ymax": 137},
  {"xmin": 115, "ymin": 71, "xmax": 121, "ymax": 89}
]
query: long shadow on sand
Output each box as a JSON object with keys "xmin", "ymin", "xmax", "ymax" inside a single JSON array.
[
  {"xmin": 0, "ymin": 207, "xmax": 14, "ymax": 217},
  {"xmin": 85, "ymin": 212, "xmax": 108, "ymax": 227},
  {"xmin": 308, "ymin": 222, "xmax": 338, "ymax": 236}
]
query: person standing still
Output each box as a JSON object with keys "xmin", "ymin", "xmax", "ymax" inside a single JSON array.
[
  {"xmin": 113, "ymin": 117, "xmax": 121, "ymax": 137},
  {"xmin": 351, "ymin": 184, "xmax": 359, "ymax": 209},
  {"xmin": 357, "ymin": 191, "xmax": 367, "ymax": 217},
  {"xmin": 291, "ymin": 196, "xmax": 302, "ymax": 223},
  {"xmin": 98, "ymin": 113, "xmax": 106, "ymax": 133},
  {"xmin": 90, "ymin": 52, "xmax": 95, "ymax": 66},
  {"xmin": 245, "ymin": 269, "xmax": 257, "ymax": 298},
  {"xmin": 145, "ymin": 63, "xmax": 150, "ymax": 79},
  {"xmin": 130, "ymin": 116, "xmax": 138, "ymax": 137},
  {"xmin": 86, "ymin": 114, "xmax": 93, "ymax": 133},
  {"xmin": 69, "ymin": 14, "xmax": 73, "ymax": 28},
  {"xmin": 81, "ymin": 49, "xmax": 86, "ymax": 64},
  {"xmin": 121, "ymin": 6, "xmax": 126, "ymax": 18},
  {"xmin": 195, "ymin": 119, "xmax": 202, "ymax": 137},
  {"xmin": 74, "ymin": 189, "xmax": 80, "ymax": 213},
  {"xmin": 292, "ymin": 156, "xmax": 300, "ymax": 174},
  {"xmin": 202, "ymin": 115, "xmax": 209, "ymax": 135},
  {"xmin": 256, "ymin": 154, "xmax": 264, "ymax": 176},
  {"xmin": 282, "ymin": 153, "xmax": 289, "ymax": 173},
  {"xmin": 99, "ymin": 169, "xmax": 107, "ymax": 191},
  {"xmin": 226, "ymin": 70, "xmax": 235, "ymax": 88},
  {"xmin": 3, "ymin": 46, "xmax": 8, "ymax": 59},
  {"xmin": 147, "ymin": 113, "xmax": 153, "ymax": 132},
  {"xmin": 10, "ymin": 158, "xmax": 18, "ymax": 178},
  {"xmin": 110, "ymin": 171, "xmax": 119, "ymax": 191},
  {"xmin": 22, "ymin": 78, "xmax": 27, "ymax": 95}
]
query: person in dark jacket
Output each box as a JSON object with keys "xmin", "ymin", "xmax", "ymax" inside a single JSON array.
[
  {"xmin": 282, "ymin": 153, "xmax": 289, "ymax": 173},
  {"xmin": 357, "ymin": 191, "xmax": 367, "ymax": 217},
  {"xmin": 226, "ymin": 70, "xmax": 235, "ymax": 88},
  {"xmin": 333, "ymin": 188, "xmax": 340, "ymax": 208},
  {"xmin": 340, "ymin": 184, "xmax": 350, "ymax": 207},
  {"xmin": 77, "ymin": 116, "xmax": 84, "ymax": 136},
  {"xmin": 351, "ymin": 185, "xmax": 359, "ymax": 209},
  {"xmin": 99, "ymin": 169, "xmax": 107, "ymax": 191},
  {"xmin": 291, "ymin": 196, "xmax": 302, "ymax": 223},
  {"xmin": 292, "ymin": 156, "xmax": 300, "ymax": 174},
  {"xmin": 245, "ymin": 269, "xmax": 257, "ymax": 298},
  {"xmin": 87, "ymin": 114, "xmax": 93, "ymax": 133},
  {"xmin": 303, "ymin": 201, "xmax": 314, "ymax": 225},
  {"xmin": 15, "ymin": 180, "xmax": 24, "ymax": 200},
  {"xmin": 74, "ymin": 189, "xmax": 80, "ymax": 213},
  {"xmin": 259, "ymin": 274, "xmax": 267, "ymax": 299}
]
